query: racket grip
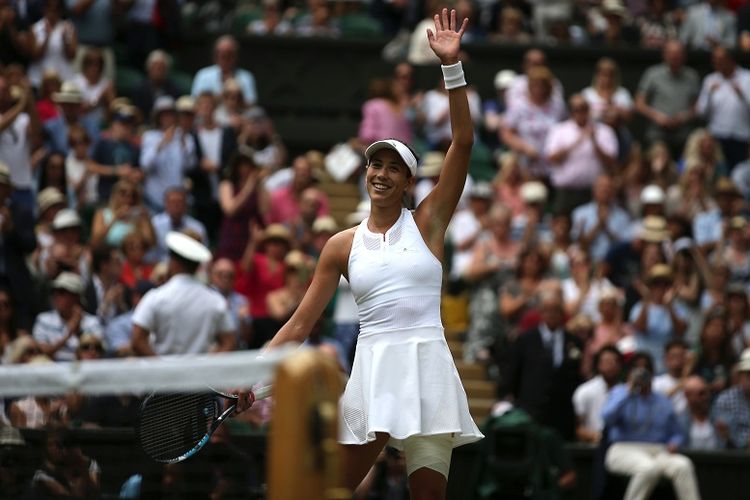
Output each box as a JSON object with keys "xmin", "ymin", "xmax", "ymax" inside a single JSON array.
[{"xmin": 253, "ymin": 384, "xmax": 273, "ymax": 400}]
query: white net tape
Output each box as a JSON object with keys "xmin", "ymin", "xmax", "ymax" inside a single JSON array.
[{"xmin": 0, "ymin": 346, "xmax": 297, "ymax": 397}]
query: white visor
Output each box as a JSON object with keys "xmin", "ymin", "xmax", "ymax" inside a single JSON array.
[{"xmin": 364, "ymin": 139, "xmax": 418, "ymax": 177}]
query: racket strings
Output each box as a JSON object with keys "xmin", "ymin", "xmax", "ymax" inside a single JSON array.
[{"xmin": 138, "ymin": 392, "xmax": 217, "ymax": 462}]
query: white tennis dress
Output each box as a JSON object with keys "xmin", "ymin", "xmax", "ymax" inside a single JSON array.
[{"xmin": 339, "ymin": 208, "xmax": 484, "ymax": 449}]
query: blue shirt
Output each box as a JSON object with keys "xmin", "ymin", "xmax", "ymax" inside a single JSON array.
[
  {"xmin": 571, "ymin": 202, "xmax": 632, "ymax": 262},
  {"xmin": 692, "ymin": 208, "xmax": 723, "ymax": 246},
  {"xmin": 602, "ymin": 384, "xmax": 684, "ymax": 447},
  {"xmin": 629, "ymin": 301, "xmax": 691, "ymax": 374},
  {"xmin": 190, "ymin": 65, "xmax": 257, "ymax": 104},
  {"xmin": 65, "ymin": 0, "xmax": 113, "ymax": 45},
  {"xmin": 104, "ymin": 311, "xmax": 133, "ymax": 355}
]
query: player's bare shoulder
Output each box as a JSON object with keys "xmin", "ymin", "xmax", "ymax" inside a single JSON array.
[{"xmin": 319, "ymin": 227, "xmax": 357, "ymax": 276}]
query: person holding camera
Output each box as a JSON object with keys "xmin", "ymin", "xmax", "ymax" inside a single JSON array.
[{"xmin": 601, "ymin": 353, "xmax": 701, "ymax": 500}]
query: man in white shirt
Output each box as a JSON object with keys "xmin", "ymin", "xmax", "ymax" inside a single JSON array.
[
  {"xmin": 652, "ymin": 339, "xmax": 690, "ymax": 416},
  {"xmin": 680, "ymin": 0, "xmax": 737, "ymax": 51},
  {"xmin": 132, "ymin": 232, "xmax": 235, "ymax": 356},
  {"xmin": 447, "ymin": 181, "xmax": 492, "ymax": 284},
  {"xmin": 191, "ymin": 36, "xmax": 257, "ymax": 104},
  {"xmin": 0, "ymin": 77, "xmax": 40, "ymax": 213},
  {"xmin": 149, "ymin": 187, "xmax": 208, "ymax": 263},
  {"xmin": 572, "ymin": 345, "xmax": 624, "ymax": 443},
  {"xmin": 545, "ymin": 94, "xmax": 618, "ymax": 213},
  {"xmin": 696, "ymin": 45, "xmax": 750, "ymax": 169}
]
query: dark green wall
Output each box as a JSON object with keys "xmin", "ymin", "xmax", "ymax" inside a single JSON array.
[{"xmin": 176, "ymin": 36, "xmax": 719, "ymax": 156}]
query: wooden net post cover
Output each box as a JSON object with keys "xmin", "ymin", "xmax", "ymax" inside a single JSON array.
[{"xmin": 268, "ymin": 349, "xmax": 349, "ymax": 500}]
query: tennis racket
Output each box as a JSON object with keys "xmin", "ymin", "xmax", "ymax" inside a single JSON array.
[{"xmin": 137, "ymin": 385, "xmax": 272, "ymax": 463}]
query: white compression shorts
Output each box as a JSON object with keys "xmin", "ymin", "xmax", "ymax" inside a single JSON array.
[{"xmin": 401, "ymin": 433, "xmax": 454, "ymax": 479}]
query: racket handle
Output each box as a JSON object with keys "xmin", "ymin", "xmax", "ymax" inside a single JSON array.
[{"xmin": 253, "ymin": 384, "xmax": 273, "ymax": 400}]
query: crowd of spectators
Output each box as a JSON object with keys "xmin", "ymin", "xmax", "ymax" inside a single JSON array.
[{"xmin": 1, "ymin": 0, "xmax": 750, "ymax": 498}]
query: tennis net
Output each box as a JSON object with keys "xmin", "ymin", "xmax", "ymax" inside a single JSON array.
[{"xmin": 0, "ymin": 347, "xmax": 297, "ymax": 500}]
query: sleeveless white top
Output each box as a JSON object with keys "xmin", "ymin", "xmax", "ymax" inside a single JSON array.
[{"xmin": 339, "ymin": 208, "xmax": 483, "ymax": 449}]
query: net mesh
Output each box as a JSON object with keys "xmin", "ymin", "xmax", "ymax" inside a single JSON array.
[{"xmin": 0, "ymin": 348, "xmax": 293, "ymax": 499}]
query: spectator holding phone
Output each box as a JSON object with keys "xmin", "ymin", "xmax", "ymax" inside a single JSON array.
[
  {"xmin": 602, "ymin": 357, "xmax": 701, "ymax": 500},
  {"xmin": 90, "ymin": 180, "xmax": 155, "ymax": 249}
]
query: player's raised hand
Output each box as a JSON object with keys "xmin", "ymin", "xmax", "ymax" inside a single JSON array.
[{"xmin": 426, "ymin": 8, "xmax": 467, "ymax": 66}]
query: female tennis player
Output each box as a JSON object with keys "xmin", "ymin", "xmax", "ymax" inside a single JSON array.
[{"xmin": 241, "ymin": 9, "xmax": 483, "ymax": 498}]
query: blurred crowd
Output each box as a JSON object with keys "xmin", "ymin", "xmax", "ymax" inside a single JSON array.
[{"xmin": 0, "ymin": 0, "xmax": 750, "ymax": 498}]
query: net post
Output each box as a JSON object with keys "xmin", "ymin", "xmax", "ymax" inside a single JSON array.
[{"xmin": 268, "ymin": 349, "xmax": 348, "ymax": 500}]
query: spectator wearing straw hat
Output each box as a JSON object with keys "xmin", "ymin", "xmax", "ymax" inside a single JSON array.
[
  {"xmin": 414, "ymin": 150, "xmax": 446, "ymax": 206},
  {"xmin": 45, "ymin": 80, "xmax": 87, "ymax": 154},
  {"xmin": 629, "ymin": 264, "xmax": 690, "ymax": 374},
  {"xmin": 0, "ymin": 77, "xmax": 40, "ymax": 213},
  {"xmin": 511, "ymin": 180, "xmax": 551, "ymax": 246},
  {"xmin": 33, "ymin": 271, "xmax": 103, "ymax": 361},
  {"xmin": 482, "ymin": 69, "xmax": 516, "ymax": 150},
  {"xmin": 447, "ymin": 181, "xmax": 493, "ymax": 284},
  {"xmin": 308, "ymin": 215, "xmax": 339, "ymax": 259},
  {"xmin": 38, "ymin": 208, "xmax": 88, "ymax": 280},
  {"xmin": 0, "ymin": 162, "xmax": 36, "ymax": 330},
  {"xmin": 693, "ymin": 177, "xmax": 742, "ymax": 254},
  {"xmin": 604, "ymin": 215, "xmax": 669, "ymax": 291},
  {"xmin": 237, "ymin": 224, "xmax": 292, "ymax": 349},
  {"xmin": 132, "ymin": 231, "xmax": 235, "ymax": 356},
  {"xmin": 713, "ymin": 348, "xmax": 750, "ymax": 449},
  {"xmin": 140, "ymin": 95, "xmax": 198, "ymax": 212}
]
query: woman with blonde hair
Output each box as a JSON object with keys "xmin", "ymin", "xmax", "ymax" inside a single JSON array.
[
  {"xmin": 679, "ymin": 128, "xmax": 727, "ymax": 179},
  {"xmin": 90, "ymin": 180, "xmax": 155, "ymax": 248}
]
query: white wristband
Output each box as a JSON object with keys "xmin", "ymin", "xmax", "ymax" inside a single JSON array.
[{"xmin": 441, "ymin": 62, "xmax": 466, "ymax": 90}]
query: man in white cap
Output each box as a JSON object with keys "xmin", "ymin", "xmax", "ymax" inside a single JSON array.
[
  {"xmin": 140, "ymin": 95, "xmax": 198, "ymax": 212},
  {"xmin": 33, "ymin": 271, "xmax": 104, "ymax": 361},
  {"xmin": 713, "ymin": 348, "xmax": 750, "ymax": 450},
  {"xmin": 511, "ymin": 180, "xmax": 552, "ymax": 245},
  {"xmin": 132, "ymin": 231, "xmax": 235, "ymax": 356}
]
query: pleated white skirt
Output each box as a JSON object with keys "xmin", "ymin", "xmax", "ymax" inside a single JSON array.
[{"xmin": 338, "ymin": 326, "xmax": 484, "ymax": 450}]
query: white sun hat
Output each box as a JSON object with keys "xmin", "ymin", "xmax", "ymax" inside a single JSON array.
[{"xmin": 364, "ymin": 139, "xmax": 418, "ymax": 177}]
